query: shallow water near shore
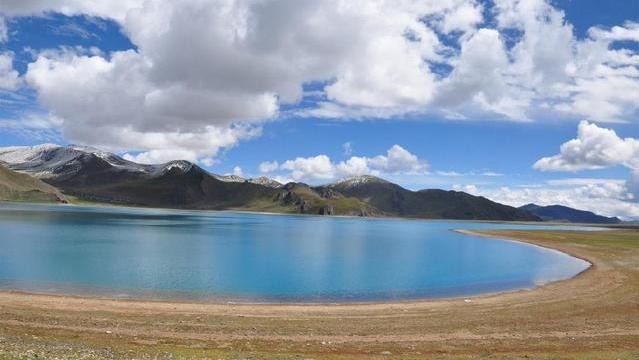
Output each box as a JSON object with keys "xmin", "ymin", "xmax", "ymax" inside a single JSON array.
[{"xmin": 0, "ymin": 203, "xmax": 593, "ymax": 302}]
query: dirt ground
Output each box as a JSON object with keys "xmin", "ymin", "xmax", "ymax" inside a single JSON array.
[{"xmin": 0, "ymin": 229, "xmax": 638, "ymax": 359}]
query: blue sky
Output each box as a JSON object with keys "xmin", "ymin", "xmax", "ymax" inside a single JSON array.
[{"xmin": 0, "ymin": 0, "xmax": 638, "ymax": 217}]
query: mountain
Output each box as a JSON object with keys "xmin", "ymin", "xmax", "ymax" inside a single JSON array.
[
  {"xmin": 0, "ymin": 145, "xmax": 279, "ymax": 209},
  {"xmin": 0, "ymin": 163, "xmax": 66, "ymax": 203},
  {"xmin": 519, "ymin": 203, "xmax": 621, "ymax": 224},
  {"xmin": 318, "ymin": 175, "xmax": 540, "ymax": 221},
  {"xmin": 0, "ymin": 144, "xmax": 544, "ymax": 221}
]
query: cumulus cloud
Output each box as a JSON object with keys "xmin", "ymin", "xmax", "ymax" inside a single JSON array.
[
  {"xmin": 437, "ymin": 2, "xmax": 484, "ymax": 34},
  {"xmin": 534, "ymin": 121, "xmax": 639, "ymax": 172},
  {"xmin": 1, "ymin": 0, "xmax": 638, "ymax": 161},
  {"xmin": 367, "ymin": 145, "xmax": 428, "ymax": 173},
  {"xmin": 454, "ymin": 180, "xmax": 639, "ymax": 220},
  {"xmin": 281, "ymin": 155, "xmax": 336, "ymax": 182},
  {"xmin": 0, "ymin": 16, "xmax": 7, "ymax": 43},
  {"xmin": 0, "ymin": 52, "xmax": 20, "ymax": 90},
  {"xmin": 531, "ymin": 121, "xmax": 639, "ymax": 215},
  {"xmin": 231, "ymin": 166, "xmax": 243, "ymax": 177},
  {"xmin": 259, "ymin": 161, "xmax": 279, "ymax": 173},
  {"xmin": 273, "ymin": 145, "xmax": 427, "ymax": 183}
]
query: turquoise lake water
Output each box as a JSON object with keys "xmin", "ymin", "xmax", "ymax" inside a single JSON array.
[{"xmin": 0, "ymin": 203, "xmax": 594, "ymax": 302}]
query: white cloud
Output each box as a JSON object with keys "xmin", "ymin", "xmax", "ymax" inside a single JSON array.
[
  {"xmin": 453, "ymin": 184, "xmax": 479, "ymax": 195},
  {"xmin": 437, "ymin": 2, "xmax": 484, "ymax": 34},
  {"xmin": 588, "ymin": 22, "xmax": 639, "ymax": 42},
  {"xmin": 123, "ymin": 149, "xmax": 200, "ymax": 164},
  {"xmin": 0, "ymin": 16, "xmax": 7, "ymax": 43},
  {"xmin": 368, "ymin": 144, "xmax": 427, "ymax": 174},
  {"xmin": 434, "ymin": 28, "xmax": 530, "ymax": 120},
  {"xmin": 231, "ymin": 166, "xmax": 243, "ymax": 177},
  {"xmin": 259, "ymin": 160, "xmax": 279, "ymax": 173},
  {"xmin": 273, "ymin": 144, "xmax": 427, "ymax": 183},
  {"xmin": 534, "ymin": 121, "xmax": 639, "ymax": 172},
  {"xmin": 0, "ymin": 0, "xmax": 638, "ymax": 161},
  {"xmin": 481, "ymin": 171, "xmax": 503, "ymax": 177},
  {"xmin": 342, "ymin": 141, "xmax": 353, "ymax": 156},
  {"xmin": 281, "ymin": 155, "xmax": 336, "ymax": 182},
  {"xmin": 545, "ymin": 178, "xmax": 626, "ymax": 187},
  {"xmin": 454, "ymin": 181, "xmax": 639, "ymax": 220},
  {"xmin": 437, "ymin": 171, "xmax": 462, "ymax": 177},
  {"xmin": 0, "ymin": 52, "xmax": 20, "ymax": 90},
  {"xmin": 531, "ymin": 121, "xmax": 639, "ymax": 215},
  {"xmin": 0, "ymin": 1, "xmax": 144, "ymax": 23}
]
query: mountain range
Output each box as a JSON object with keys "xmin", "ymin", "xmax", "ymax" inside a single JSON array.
[
  {"xmin": 519, "ymin": 203, "xmax": 621, "ymax": 224},
  {"xmin": 0, "ymin": 144, "xmax": 619, "ymax": 223}
]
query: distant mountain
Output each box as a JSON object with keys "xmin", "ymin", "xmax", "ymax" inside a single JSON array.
[
  {"xmin": 519, "ymin": 203, "xmax": 621, "ymax": 224},
  {"xmin": 248, "ymin": 176, "xmax": 283, "ymax": 188},
  {"xmin": 0, "ymin": 144, "xmax": 545, "ymax": 221},
  {"xmin": 318, "ymin": 175, "xmax": 540, "ymax": 221},
  {"xmin": 0, "ymin": 163, "xmax": 66, "ymax": 203}
]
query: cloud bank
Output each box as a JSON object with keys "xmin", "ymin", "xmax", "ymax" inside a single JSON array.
[{"xmin": 0, "ymin": 0, "xmax": 637, "ymax": 163}]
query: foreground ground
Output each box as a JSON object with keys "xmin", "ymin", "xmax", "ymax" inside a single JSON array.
[{"xmin": 0, "ymin": 229, "xmax": 638, "ymax": 359}]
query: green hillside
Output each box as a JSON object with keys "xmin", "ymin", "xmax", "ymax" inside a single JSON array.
[{"xmin": 0, "ymin": 164, "xmax": 66, "ymax": 203}]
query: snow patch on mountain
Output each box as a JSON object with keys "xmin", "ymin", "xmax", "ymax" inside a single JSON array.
[
  {"xmin": 154, "ymin": 160, "xmax": 193, "ymax": 174},
  {"xmin": 214, "ymin": 174, "xmax": 246, "ymax": 183},
  {"xmin": 0, "ymin": 144, "xmax": 60, "ymax": 164},
  {"xmin": 249, "ymin": 176, "xmax": 282, "ymax": 188},
  {"xmin": 332, "ymin": 175, "xmax": 388, "ymax": 187}
]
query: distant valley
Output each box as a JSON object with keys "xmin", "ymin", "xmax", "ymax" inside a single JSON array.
[{"xmin": 0, "ymin": 144, "xmax": 619, "ymax": 223}]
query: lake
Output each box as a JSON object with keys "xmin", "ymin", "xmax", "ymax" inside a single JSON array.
[{"xmin": 0, "ymin": 203, "xmax": 593, "ymax": 302}]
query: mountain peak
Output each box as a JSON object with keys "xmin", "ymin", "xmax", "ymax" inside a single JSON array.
[
  {"xmin": 158, "ymin": 160, "xmax": 193, "ymax": 174},
  {"xmin": 248, "ymin": 176, "xmax": 282, "ymax": 188}
]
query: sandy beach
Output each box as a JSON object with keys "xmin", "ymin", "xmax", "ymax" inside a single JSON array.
[{"xmin": 0, "ymin": 229, "xmax": 638, "ymax": 359}]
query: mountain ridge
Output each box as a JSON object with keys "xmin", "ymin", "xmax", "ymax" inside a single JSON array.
[
  {"xmin": 0, "ymin": 144, "xmax": 540, "ymax": 221},
  {"xmin": 519, "ymin": 203, "xmax": 621, "ymax": 224}
]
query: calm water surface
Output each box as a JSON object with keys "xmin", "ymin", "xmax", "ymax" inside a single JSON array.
[{"xmin": 0, "ymin": 203, "xmax": 594, "ymax": 302}]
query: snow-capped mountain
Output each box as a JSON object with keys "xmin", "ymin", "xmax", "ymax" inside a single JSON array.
[
  {"xmin": 213, "ymin": 174, "xmax": 246, "ymax": 183},
  {"xmin": 248, "ymin": 176, "xmax": 283, "ymax": 188},
  {"xmin": 0, "ymin": 144, "xmax": 284, "ymax": 187},
  {"xmin": 0, "ymin": 144, "xmax": 149, "ymax": 178}
]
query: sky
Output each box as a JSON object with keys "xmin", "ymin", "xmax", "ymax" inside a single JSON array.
[{"xmin": 0, "ymin": 0, "xmax": 638, "ymax": 218}]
